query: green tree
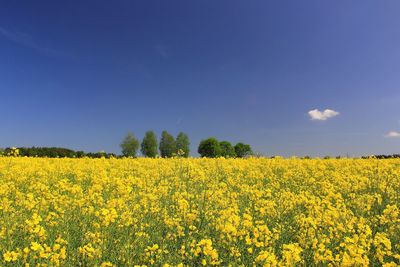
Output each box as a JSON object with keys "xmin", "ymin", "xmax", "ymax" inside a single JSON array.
[
  {"xmin": 234, "ymin": 142, "xmax": 253, "ymax": 158},
  {"xmin": 141, "ymin": 131, "xmax": 158, "ymax": 158},
  {"xmin": 198, "ymin": 138, "xmax": 221, "ymax": 158},
  {"xmin": 120, "ymin": 132, "xmax": 140, "ymax": 157},
  {"xmin": 159, "ymin": 130, "xmax": 176, "ymax": 158},
  {"xmin": 219, "ymin": 141, "xmax": 236, "ymax": 158},
  {"xmin": 175, "ymin": 132, "xmax": 190, "ymax": 157}
]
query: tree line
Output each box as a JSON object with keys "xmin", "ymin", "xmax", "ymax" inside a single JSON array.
[
  {"xmin": 120, "ymin": 131, "xmax": 190, "ymax": 158},
  {"xmin": 0, "ymin": 131, "xmax": 253, "ymax": 158},
  {"xmin": 121, "ymin": 131, "xmax": 253, "ymax": 158},
  {"xmin": 0, "ymin": 147, "xmax": 117, "ymax": 158}
]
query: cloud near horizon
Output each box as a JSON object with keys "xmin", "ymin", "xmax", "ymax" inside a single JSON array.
[
  {"xmin": 385, "ymin": 131, "xmax": 400, "ymax": 138},
  {"xmin": 308, "ymin": 109, "xmax": 340, "ymax": 121}
]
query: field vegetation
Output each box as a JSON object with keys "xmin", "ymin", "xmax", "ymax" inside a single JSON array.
[{"xmin": 0, "ymin": 157, "xmax": 399, "ymax": 266}]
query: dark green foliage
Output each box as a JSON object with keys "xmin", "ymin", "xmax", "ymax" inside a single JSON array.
[
  {"xmin": 3, "ymin": 147, "xmax": 116, "ymax": 158},
  {"xmin": 198, "ymin": 138, "xmax": 221, "ymax": 158},
  {"xmin": 85, "ymin": 151, "xmax": 116, "ymax": 158},
  {"xmin": 219, "ymin": 141, "xmax": 236, "ymax": 158},
  {"xmin": 159, "ymin": 130, "xmax": 176, "ymax": 158},
  {"xmin": 234, "ymin": 143, "xmax": 253, "ymax": 158},
  {"xmin": 141, "ymin": 131, "xmax": 158, "ymax": 158},
  {"xmin": 120, "ymin": 132, "xmax": 140, "ymax": 157},
  {"xmin": 362, "ymin": 154, "xmax": 400, "ymax": 159},
  {"xmin": 76, "ymin": 151, "xmax": 86, "ymax": 158},
  {"xmin": 175, "ymin": 132, "xmax": 190, "ymax": 157}
]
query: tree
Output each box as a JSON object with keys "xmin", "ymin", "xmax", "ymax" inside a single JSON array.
[
  {"xmin": 159, "ymin": 130, "xmax": 176, "ymax": 158},
  {"xmin": 234, "ymin": 143, "xmax": 253, "ymax": 158},
  {"xmin": 175, "ymin": 132, "xmax": 190, "ymax": 157},
  {"xmin": 141, "ymin": 131, "xmax": 158, "ymax": 158},
  {"xmin": 120, "ymin": 132, "xmax": 140, "ymax": 157},
  {"xmin": 219, "ymin": 141, "xmax": 236, "ymax": 158},
  {"xmin": 198, "ymin": 138, "xmax": 221, "ymax": 158}
]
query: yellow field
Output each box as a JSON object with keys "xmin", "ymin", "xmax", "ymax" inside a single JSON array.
[{"xmin": 0, "ymin": 157, "xmax": 399, "ymax": 266}]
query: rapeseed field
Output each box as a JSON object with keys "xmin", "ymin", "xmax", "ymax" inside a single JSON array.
[{"xmin": 0, "ymin": 157, "xmax": 399, "ymax": 266}]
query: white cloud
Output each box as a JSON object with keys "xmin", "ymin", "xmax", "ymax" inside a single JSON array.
[
  {"xmin": 385, "ymin": 131, "xmax": 400, "ymax": 138},
  {"xmin": 308, "ymin": 109, "xmax": 339, "ymax": 121}
]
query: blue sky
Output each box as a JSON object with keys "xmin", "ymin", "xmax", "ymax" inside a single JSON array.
[{"xmin": 1, "ymin": 0, "xmax": 400, "ymax": 156}]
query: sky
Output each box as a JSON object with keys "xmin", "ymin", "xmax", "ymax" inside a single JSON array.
[{"xmin": 1, "ymin": 0, "xmax": 400, "ymax": 157}]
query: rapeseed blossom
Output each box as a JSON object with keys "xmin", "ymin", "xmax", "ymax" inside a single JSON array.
[{"xmin": 0, "ymin": 157, "xmax": 399, "ymax": 265}]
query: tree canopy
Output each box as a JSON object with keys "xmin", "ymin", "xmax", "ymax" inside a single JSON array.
[
  {"xmin": 159, "ymin": 130, "xmax": 176, "ymax": 158},
  {"xmin": 198, "ymin": 138, "xmax": 221, "ymax": 158},
  {"xmin": 234, "ymin": 142, "xmax": 253, "ymax": 158},
  {"xmin": 120, "ymin": 132, "xmax": 139, "ymax": 157},
  {"xmin": 219, "ymin": 141, "xmax": 236, "ymax": 158},
  {"xmin": 141, "ymin": 131, "xmax": 158, "ymax": 158},
  {"xmin": 175, "ymin": 132, "xmax": 190, "ymax": 157}
]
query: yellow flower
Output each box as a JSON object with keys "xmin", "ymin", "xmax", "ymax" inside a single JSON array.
[
  {"xmin": 100, "ymin": 262, "xmax": 115, "ymax": 267},
  {"xmin": 30, "ymin": 242, "xmax": 43, "ymax": 252},
  {"xmin": 281, "ymin": 243, "xmax": 302, "ymax": 265},
  {"xmin": 3, "ymin": 251, "xmax": 19, "ymax": 262}
]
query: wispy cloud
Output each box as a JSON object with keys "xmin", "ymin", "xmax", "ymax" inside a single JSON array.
[
  {"xmin": 154, "ymin": 44, "xmax": 170, "ymax": 59},
  {"xmin": 0, "ymin": 26, "xmax": 65, "ymax": 57},
  {"xmin": 385, "ymin": 131, "xmax": 400, "ymax": 138},
  {"xmin": 308, "ymin": 109, "xmax": 339, "ymax": 121}
]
